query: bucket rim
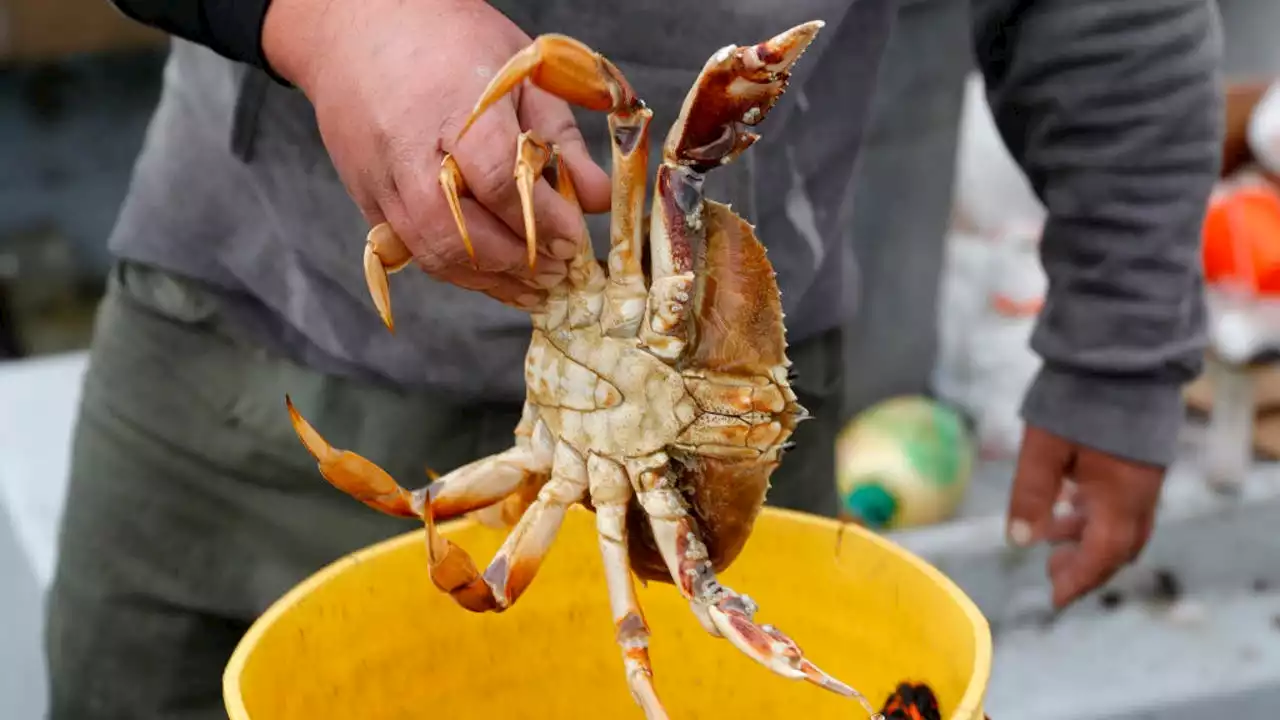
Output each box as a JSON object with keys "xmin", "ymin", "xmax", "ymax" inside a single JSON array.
[{"xmin": 222, "ymin": 506, "xmax": 992, "ymax": 719}]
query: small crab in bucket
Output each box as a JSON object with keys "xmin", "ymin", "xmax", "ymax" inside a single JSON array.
[{"xmin": 285, "ymin": 19, "xmax": 883, "ymax": 720}]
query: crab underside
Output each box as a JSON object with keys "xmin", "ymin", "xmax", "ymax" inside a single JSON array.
[{"xmin": 285, "ymin": 20, "xmax": 883, "ymax": 720}]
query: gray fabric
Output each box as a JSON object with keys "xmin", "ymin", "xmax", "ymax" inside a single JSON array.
[
  {"xmin": 837, "ymin": 0, "xmax": 972, "ymax": 421},
  {"xmin": 968, "ymin": 0, "xmax": 1223, "ymax": 466},
  {"xmin": 838, "ymin": 0, "xmax": 1224, "ymax": 466},
  {"xmin": 43, "ymin": 259, "xmax": 845, "ymax": 719}
]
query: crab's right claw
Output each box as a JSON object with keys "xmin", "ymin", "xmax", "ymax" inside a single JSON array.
[
  {"xmin": 459, "ymin": 34, "xmax": 636, "ymax": 140},
  {"xmin": 363, "ymin": 223, "xmax": 414, "ymax": 332}
]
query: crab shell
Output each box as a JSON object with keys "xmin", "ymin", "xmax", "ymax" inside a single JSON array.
[{"xmin": 620, "ymin": 200, "xmax": 801, "ymax": 583}]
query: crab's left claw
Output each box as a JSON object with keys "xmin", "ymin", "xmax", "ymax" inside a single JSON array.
[
  {"xmin": 363, "ymin": 223, "xmax": 415, "ymax": 333},
  {"xmin": 664, "ymin": 20, "xmax": 824, "ymax": 168},
  {"xmin": 749, "ymin": 19, "xmax": 825, "ymax": 76}
]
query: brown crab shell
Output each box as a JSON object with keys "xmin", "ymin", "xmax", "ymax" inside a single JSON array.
[{"xmin": 625, "ymin": 199, "xmax": 798, "ymax": 584}]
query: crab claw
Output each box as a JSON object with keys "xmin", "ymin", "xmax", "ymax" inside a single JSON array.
[
  {"xmin": 706, "ymin": 593, "xmax": 883, "ymax": 718},
  {"xmin": 362, "ymin": 223, "xmax": 415, "ymax": 332},
  {"xmin": 458, "ymin": 33, "xmax": 639, "ymax": 141},
  {"xmin": 750, "ymin": 19, "xmax": 826, "ymax": 76},
  {"xmin": 664, "ymin": 19, "xmax": 824, "ymax": 168}
]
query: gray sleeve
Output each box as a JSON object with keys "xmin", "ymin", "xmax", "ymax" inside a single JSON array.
[{"xmin": 969, "ymin": 0, "xmax": 1225, "ymax": 466}]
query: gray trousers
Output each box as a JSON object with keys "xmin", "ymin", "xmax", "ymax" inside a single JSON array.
[
  {"xmin": 839, "ymin": 0, "xmax": 971, "ymax": 421},
  {"xmin": 43, "ymin": 259, "xmax": 845, "ymax": 719}
]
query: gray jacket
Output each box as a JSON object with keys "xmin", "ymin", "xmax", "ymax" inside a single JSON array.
[{"xmin": 106, "ymin": 0, "xmax": 1223, "ymax": 466}]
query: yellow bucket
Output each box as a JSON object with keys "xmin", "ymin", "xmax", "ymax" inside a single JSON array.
[{"xmin": 224, "ymin": 506, "xmax": 991, "ymax": 719}]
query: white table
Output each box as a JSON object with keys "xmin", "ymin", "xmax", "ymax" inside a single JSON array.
[{"xmin": 0, "ymin": 351, "xmax": 88, "ymax": 590}]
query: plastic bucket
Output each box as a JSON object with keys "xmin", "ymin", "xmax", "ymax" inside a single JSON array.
[{"xmin": 224, "ymin": 506, "xmax": 991, "ymax": 719}]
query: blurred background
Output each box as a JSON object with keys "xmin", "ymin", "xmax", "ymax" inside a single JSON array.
[{"xmin": 3, "ymin": 0, "xmax": 1280, "ymax": 718}]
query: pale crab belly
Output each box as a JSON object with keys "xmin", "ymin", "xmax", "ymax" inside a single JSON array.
[{"xmin": 523, "ymin": 330, "xmax": 696, "ymax": 459}]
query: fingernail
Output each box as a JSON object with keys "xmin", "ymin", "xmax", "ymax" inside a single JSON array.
[
  {"xmin": 534, "ymin": 269, "xmax": 565, "ymax": 288},
  {"xmin": 549, "ymin": 238, "xmax": 578, "ymax": 259},
  {"xmin": 515, "ymin": 293, "xmax": 543, "ymax": 308},
  {"xmin": 1008, "ymin": 519, "xmax": 1033, "ymax": 547}
]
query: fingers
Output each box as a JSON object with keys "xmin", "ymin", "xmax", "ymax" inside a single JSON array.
[
  {"xmin": 1048, "ymin": 516, "xmax": 1140, "ymax": 609},
  {"xmin": 1044, "ymin": 512, "xmax": 1086, "ymax": 545},
  {"xmin": 440, "ymin": 97, "xmax": 590, "ymax": 259},
  {"xmin": 1006, "ymin": 426, "xmax": 1074, "ymax": 547},
  {"xmin": 411, "ymin": 194, "xmax": 558, "ymax": 308},
  {"xmin": 517, "ymin": 84, "xmax": 612, "ymax": 214},
  {"xmin": 395, "ymin": 147, "xmax": 569, "ymax": 284},
  {"xmin": 1039, "ymin": 445, "xmax": 1166, "ymax": 609},
  {"xmin": 441, "ymin": 263, "xmax": 548, "ymax": 310}
]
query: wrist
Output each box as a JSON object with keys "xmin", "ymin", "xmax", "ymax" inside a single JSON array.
[
  {"xmin": 262, "ymin": 0, "xmax": 329, "ymax": 91},
  {"xmin": 1020, "ymin": 365, "xmax": 1188, "ymax": 468}
]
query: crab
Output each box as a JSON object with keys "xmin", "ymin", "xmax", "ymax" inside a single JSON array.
[{"xmin": 285, "ymin": 19, "xmax": 882, "ymax": 720}]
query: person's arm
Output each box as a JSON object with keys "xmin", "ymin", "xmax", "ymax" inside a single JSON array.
[
  {"xmin": 107, "ymin": 0, "xmax": 279, "ymax": 79},
  {"xmin": 971, "ymin": 0, "xmax": 1224, "ymax": 468}
]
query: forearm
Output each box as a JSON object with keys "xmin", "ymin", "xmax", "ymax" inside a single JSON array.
[
  {"xmin": 108, "ymin": 0, "xmax": 277, "ymax": 76},
  {"xmin": 971, "ymin": 0, "xmax": 1224, "ymax": 466}
]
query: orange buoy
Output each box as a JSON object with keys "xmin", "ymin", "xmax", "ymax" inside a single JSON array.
[{"xmin": 1202, "ymin": 183, "xmax": 1280, "ymax": 295}]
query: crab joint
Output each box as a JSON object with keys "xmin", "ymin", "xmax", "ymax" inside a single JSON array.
[{"xmin": 458, "ymin": 34, "xmax": 638, "ymax": 141}]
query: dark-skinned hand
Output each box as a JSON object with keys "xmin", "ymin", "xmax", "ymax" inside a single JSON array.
[{"xmin": 1006, "ymin": 425, "xmax": 1167, "ymax": 609}]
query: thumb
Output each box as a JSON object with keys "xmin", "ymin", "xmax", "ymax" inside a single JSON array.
[
  {"xmin": 518, "ymin": 85, "xmax": 612, "ymax": 214},
  {"xmin": 1007, "ymin": 426, "xmax": 1073, "ymax": 547}
]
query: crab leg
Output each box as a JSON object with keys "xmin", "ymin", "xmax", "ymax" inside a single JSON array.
[
  {"xmin": 287, "ymin": 395, "xmax": 584, "ymax": 612},
  {"xmin": 587, "ymin": 453, "xmax": 667, "ymax": 720},
  {"xmin": 514, "ymin": 131, "xmax": 608, "ymax": 330},
  {"xmin": 285, "ymin": 396, "xmax": 549, "ymax": 522},
  {"xmin": 627, "ymin": 453, "xmax": 881, "ymax": 718},
  {"xmin": 453, "ymin": 34, "xmax": 652, "ymax": 338},
  {"xmin": 362, "ymin": 223, "xmax": 415, "ymax": 332},
  {"xmin": 362, "ymin": 156, "xmax": 477, "ymax": 332},
  {"xmin": 639, "ymin": 20, "xmax": 825, "ymax": 362},
  {"xmin": 438, "ymin": 154, "xmax": 477, "ymax": 266},
  {"xmin": 425, "ymin": 439, "xmax": 587, "ymax": 612}
]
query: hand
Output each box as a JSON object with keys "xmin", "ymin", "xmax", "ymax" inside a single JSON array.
[
  {"xmin": 262, "ymin": 0, "xmax": 610, "ymax": 310},
  {"xmin": 1006, "ymin": 425, "xmax": 1167, "ymax": 609}
]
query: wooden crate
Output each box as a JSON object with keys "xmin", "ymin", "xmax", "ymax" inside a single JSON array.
[
  {"xmin": 1185, "ymin": 362, "xmax": 1280, "ymax": 460},
  {"xmin": 0, "ymin": 0, "xmax": 165, "ymax": 63}
]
